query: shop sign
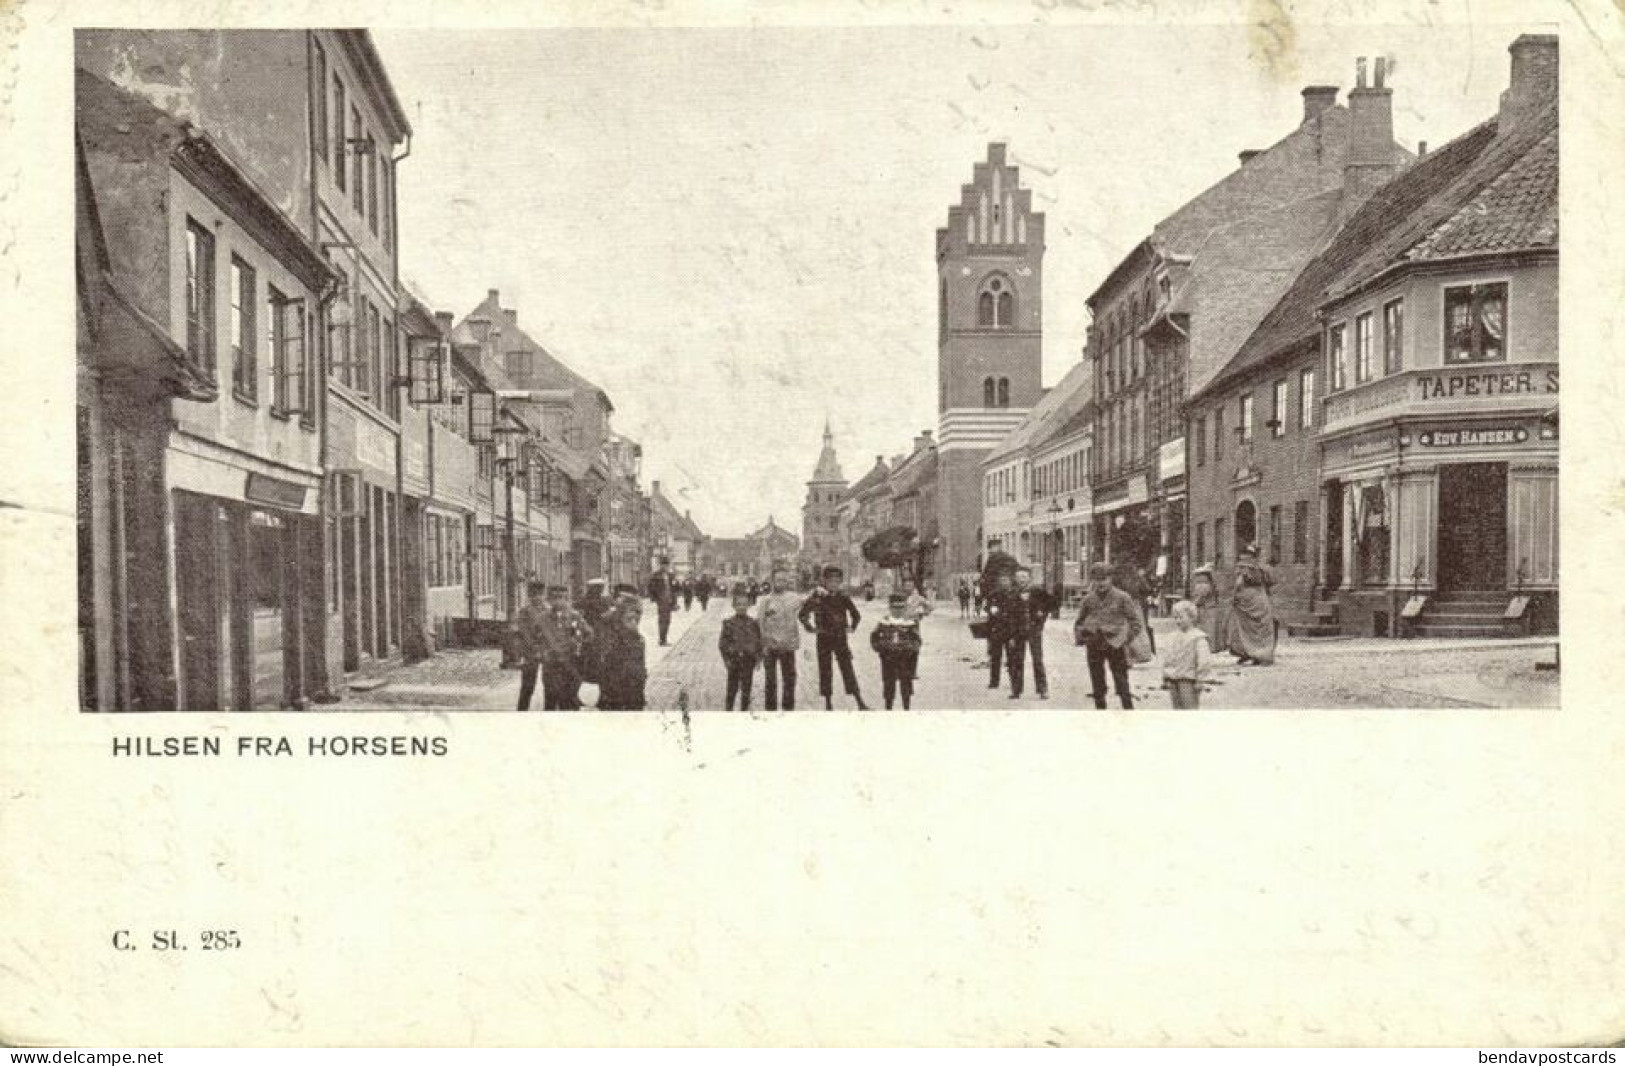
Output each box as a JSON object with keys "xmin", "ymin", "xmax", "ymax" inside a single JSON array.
[
  {"xmin": 244, "ymin": 473, "xmax": 310, "ymax": 511},
  {"xmin": 1323, "ymin": 428, "xmax": 1398, "ymax": 469},
  {"xmin": 1158, "ymin": 438, "xmax": 1185, "ymax": 482},
  {"xmin": 1415, "ymin": 425, "xmax": 1530, "ymax": 447},
  {"xmin": 1414, "ymin": 368, "xmax": 1558, "ymax": 401}
]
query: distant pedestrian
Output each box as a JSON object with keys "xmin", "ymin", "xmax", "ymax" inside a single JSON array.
[
  {"xmin": 871, "ymin": 593, "xmax": 923, "ymax": 709},
  {"xmin": 747, "ymin": 579, "xmax": 762, "ymax": 606},
  {"xmin": 1074, "ymin": 562, "xmax": 1143, "ymax": 709},
  {"xmin": 756, "ymin": 568, "xmax": 803, "ymax": 710},
  {"xmin": 983, "ymin": 571, "xmax": 1015, "ymax": 690},
  {"xmin": 596, "ymin": 594, "xmax": 647, "ymax": 711},
  {"xmin": 696, "ymin": 573, "xmax": 714, "ymax": 611},
  {"xmin": 1227, "ymin": 548, "xmax": 1277, "ymax": 666},
  {"xmin": 510, "ymin": 579, "xmax": 550, "ymax": 712},
  {"xmin": 1161, "ymin": 599, "xmax": 1212, "ymax": 709},
  {"xmin": 719, "ymin": 592, "xmax": 762, "ymax": 711},
  {"xmin": 972, "ymin": 581, "xmax": 985, "ymax": 617},
  {"xmin": 536, "ymin": 585, "xmax": 593, "ymax": 710},
  {"xmin": 956, "ymin": 579, "xmax": 972, "ymax": 619},
  {"xmin": 647, "ymin": 559, "xmax": 678, "ymax": 646},
  {"xmin": 1001, "ymin": 568, "xmax": 1057, "ymax": 700},
  {"xmin": 798, "ymin": 565, "xmax": 869, "ymax": 710}
]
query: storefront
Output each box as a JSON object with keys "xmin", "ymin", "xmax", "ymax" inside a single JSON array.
[
  {"xmin": 1319, "ymin": 365, "xmax": 1559, "ymax": 635},
  {"xmin": 169, "ymin": 459, "xmax": 324, "ymax": 711},
  {"xmin": 328, "ymin": 399, "xmax": 401, "ymax": 670}
]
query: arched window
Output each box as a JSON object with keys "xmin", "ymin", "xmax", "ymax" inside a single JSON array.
[
  {"xmin": 997, "ymin": 377, "xmax": 1010, "ymax": 408},
  {"xmin": 983, "ymin": 377, "xmax": 996, "ymax": 407},
  {"xmin": 978, "ymin": 275, "xmax": 1014, "ymax": 328}
]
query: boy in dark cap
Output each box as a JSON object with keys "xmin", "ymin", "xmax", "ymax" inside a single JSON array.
[
  {"xmin": 718, "ymin": 591, "xmax": 763, "ymax": 711},
  {"xmin": 870, "ymin": 592, "xmax": 924, "ymax": 709},
  {"xmin": 797, "ymin": 565, "xmax": 869, "ymax": 710}
]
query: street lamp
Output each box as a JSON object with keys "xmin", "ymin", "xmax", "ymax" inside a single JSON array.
[{"xmin": 493, "ymin": 424, "xmax": 530, "ymax": 619}]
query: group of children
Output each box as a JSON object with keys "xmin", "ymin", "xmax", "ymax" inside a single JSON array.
[{"xmin": 719, "ymin": 565, "xmax": 928, "ymax": 711}]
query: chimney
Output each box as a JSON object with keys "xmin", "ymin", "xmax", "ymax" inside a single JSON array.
[
  {"xmin": 1301, "ymin": 85, "xmax": 1338, "ymax": 124},
  {"xmin": 651, "ymin": 480, "xmax": 661, "ymax": 497},
  {"xmin": 1499, "ymin": 34, "xmax": 1558, "ymax": 135},
  {"xmin": 1417, "ymin": 140, "xmax": 1427, "ymax": 158},
  {"xmin": 433, "ymin": 311, "xmax": 453, "ymax": 334},
  {"xmin": 987, "ymin": 142, "xmax": 1007, "ymax": 166},
  {"xmin": 1341, "ymin": 55, "xmax": 1398, "ymax": 219},
  {"xmin": 914, "ymin": 429, "xmax": 934, "ymax": 451},
  {"xmin": 1238, "ymin": 149, "xmax": 1264, "ymax": 165},
  {"xmin": 505, "ymin": 308, "xmax": 518, "ymax": 327},
  {"xmin": 487, "ymin": 288, "xmax": 500, "ymax": 305}
]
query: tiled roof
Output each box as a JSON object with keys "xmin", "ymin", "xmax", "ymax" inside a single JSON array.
[
  {"xmin": 1198, "ymin": 100, "xmax": 1555, "ymax": 401},
  {"xmin": 842, "ymin": 458, "xmax": 891, "ymax": 501},
  {"xmin": 888, "ymin": 445, "xmax": 938, "ymax": 498},
  {"xmin": 1404, "ymin": 123, "xmax": 1557, "ymax": 261}
]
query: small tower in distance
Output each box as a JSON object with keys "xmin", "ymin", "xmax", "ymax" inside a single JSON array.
[{"xmin": 801, "ymin": 419, "xmax": 848, "ymax": 572}]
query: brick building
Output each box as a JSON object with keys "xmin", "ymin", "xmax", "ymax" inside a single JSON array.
[
  {"xmin": 1315, "ymin": 37, "xmax": 1558, "ymax": 637},
  {"xmin": 935, "ymin": 143, "xmax": 1045, "ymax": 579},
  {"xmin": 701, "ymin": 519, "xmax": 800, "ymax": 585},
  {"xmin": 1089, "ymin": 78, "xmax": 1411, "ymax": 598}
]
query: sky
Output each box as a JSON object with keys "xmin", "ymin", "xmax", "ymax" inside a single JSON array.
[{"xmin": 373, "ymin": 16, "xmax": 1543, "ymax": 537}]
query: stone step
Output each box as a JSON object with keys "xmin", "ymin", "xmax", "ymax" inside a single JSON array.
[
  {"xmin": 1410, "ymin": 623, "xmax": 1512, "ymax": 639},
  {"xmin": 1422, "ymin": 609, "xmax": 1512, "ymax": 623},
  {"xmin": 1287, "ymin": 623, "xmax": 1343, "ymax": 638},
  {"xmin": 1430, "ymin": 593, "xmax": 1510, "ymax": 605}
]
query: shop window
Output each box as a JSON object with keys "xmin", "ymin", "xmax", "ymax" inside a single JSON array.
[
  {"xmin": 1293, "ymin": 500, "xmax": 1309, "ymax": 563},
  {"xmin": 248, "ymin": 510, "xmax": 285, "ymax": 609},
  {"xmin": 1383, "ymin": 299, "xmax": 1404, "ymax": 374},
  {"xmin": 230, "ymin": 257, "xmax": 257, "ymax": 403},
  {"xmin": 1357, "ymin": 485, "xmax": 1390, "ymax": 586},
  {"xmin": 1354, "ymin": 311, "xmax": 1374, "ymax": 383},
  {"xmin": 1444, "ymin": 282, "xmax": 1507, "ymax": 363}
]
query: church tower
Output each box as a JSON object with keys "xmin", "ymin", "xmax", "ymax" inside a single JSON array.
[
  {"xmin": 936, "ymin": 143, "xmax": 1045, "ymax": 577},
  {"xmin": 801, "ymin": 420, "xmax": 848, "ymax": 571}
]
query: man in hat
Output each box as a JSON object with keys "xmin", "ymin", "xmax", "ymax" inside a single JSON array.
[
  {"xmin": 646, "ymin": 558, "xmax": 678, "ymax": 646},
  {"xmin": 536, "ymin": 585, "xmax": 593, "ymax": 710},
  {"xmin": 1073, "ymin": 562, "xmax": 1143, "ymax": 709},
  {"xmin": 596, "ymin": 593, "xmax": 647, "ymax": 711},
  {"xmin": 797, "ymin": 565, "xmax": 869, "ymax": 710},
  {"xmin": 510, "ymin": 579, "xmax": 551, "ymax": 711}
]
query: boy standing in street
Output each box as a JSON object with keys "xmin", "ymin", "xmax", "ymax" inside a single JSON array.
[
  {"xmin": 756, "ymin": 568, "xmax": 803, "ymax": 710},
  {"xmin": 719, "ymin": 591, "xmax": 763, "ymax": 711},
  {"xmin": 797, "ymin": 565, "xmax": 870, "ymax": 711},
  {"xmin": 510, "ymin": 579, "xmax": 549, "ymax": 712},
  {"xmin": 1161, "ymin": 599, "xmax": 1211, "ymax": 709},
  {"xmin": 1003, "ymin": 568, "xmax": 1057, "ymax": 700},
  {"xmin": 537, "ymin": 585, "xmax": 594, "ymax": 710},
  {"xmin": 870, "ymin": 592, "xmax": 924, "ymax": 709}
]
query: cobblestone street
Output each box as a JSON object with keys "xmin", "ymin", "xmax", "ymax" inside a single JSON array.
[{"xmin": 341, "ymin": 597, "xmax": 1558, "ymax": 711}]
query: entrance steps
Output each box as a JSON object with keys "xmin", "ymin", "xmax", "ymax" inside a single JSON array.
[
  {"xmin": 1286, "ymin": 601, "xmax": 1342, "ymax": 638},
  {"xmin": 1410, "ymin": 590, "xmax": 1513, "ymax": 639}
]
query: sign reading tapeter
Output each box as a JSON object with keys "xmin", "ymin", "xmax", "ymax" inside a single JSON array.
[
  {"xmin": 1416, "ymin": 426, "xmax": 1531, "ymax": 447},
  {"xmin": 1414, "ymin": 368, "xmax": 1559, "ymax": 400}
]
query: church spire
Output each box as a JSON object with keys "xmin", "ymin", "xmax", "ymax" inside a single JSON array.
[{"xmin": 810, "ymin": 419, "xmax": 845, "ymax": 484}]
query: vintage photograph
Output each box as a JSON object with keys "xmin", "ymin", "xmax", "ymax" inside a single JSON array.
[{"xmin": 75, "ymin": 24, "xmax": 1559, "ymax": 713}]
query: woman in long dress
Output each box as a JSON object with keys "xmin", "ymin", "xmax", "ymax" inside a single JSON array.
[{"xmin": 1226, "ymin": 548, "xmax": 1277, "ymax": 665}]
